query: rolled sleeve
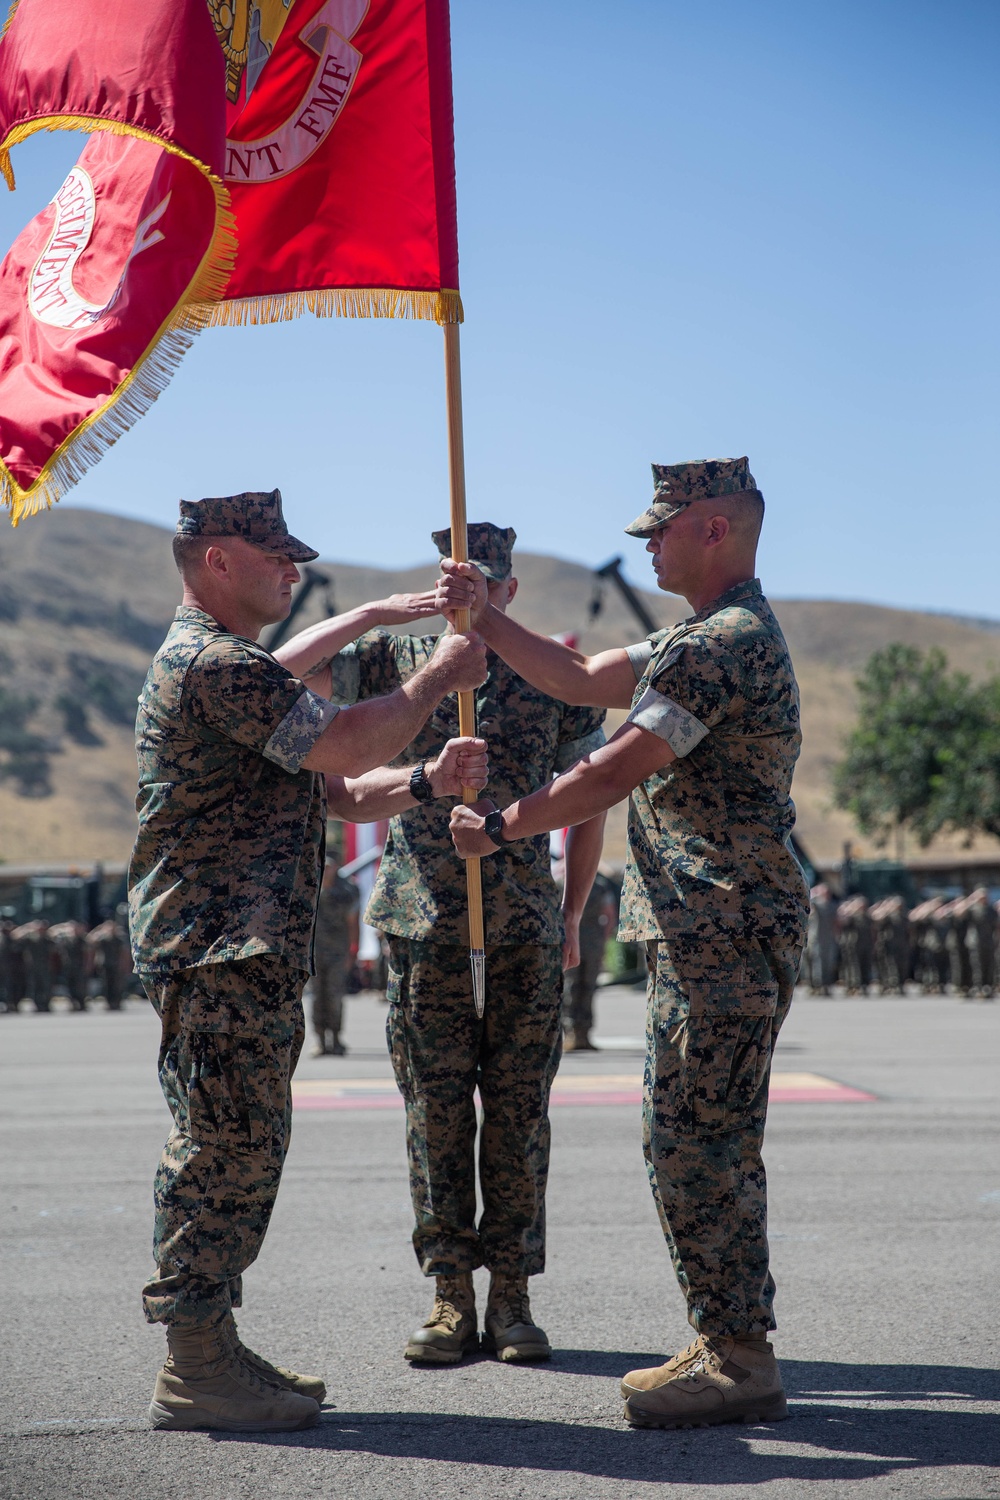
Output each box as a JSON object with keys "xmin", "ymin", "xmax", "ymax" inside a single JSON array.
[
  {"xmin": 626, "ymin": 641, "xmax": 654, "ymax": 681},
  {"xmin": 263, "ymin": 689, "xmax": 340, "ymax": 773},
  {"xmin": 627, "ymin": 685, "xmax": 709, "ymax": 757}
]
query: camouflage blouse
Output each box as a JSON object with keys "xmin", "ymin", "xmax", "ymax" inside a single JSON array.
[
  {"xmin": 329, "ymin": 631, "xmax": 606, "ymax": 946},
  {"xmin": 619, "ymin": 580, "xmax": 809, "ymax": 947},
  {"xmin": 129, "ymin": 607, "xmax": 337, "ymax": 974}
]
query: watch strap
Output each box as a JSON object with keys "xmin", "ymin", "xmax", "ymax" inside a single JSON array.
[
  {"xmin": 409, "ymin": 762, "xmax": 435, "ymax": 804},
  {"xmin": 484, "ymin": 809, "xmax": 506, "ymax": 847}
]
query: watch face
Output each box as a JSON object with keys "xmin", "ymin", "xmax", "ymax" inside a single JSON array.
[{"xmin": 410, "ymin": 764, "xmax": 435, "ymax": 803}]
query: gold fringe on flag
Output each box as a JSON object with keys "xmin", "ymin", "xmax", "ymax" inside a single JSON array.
[
  {"xmin": 203, "ymin": 286, "xmax": 464, "ymax": 327},
  {"xmin": 0, "ymin": 0, "xmax": 22, "ymax": 43},
  {"xmin": 0, "ymin": 115, "xmax": 237, "ymax": 526}
]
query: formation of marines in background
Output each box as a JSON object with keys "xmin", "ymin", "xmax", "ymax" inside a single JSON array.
[
  {"xmin": 0, "ymin": 907, "xmax": 129, "ymax": 1012},
  {"xmin": 9, "ymin": 876, "xmax": 991, "ymax": 1021},
  {"xmin": 805, "ymin": 883, "xmax": 997, "ymax": 998}
]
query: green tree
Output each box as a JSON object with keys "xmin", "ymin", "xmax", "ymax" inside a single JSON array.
[
  {"xmin": 832, "ymin": 643, "xmax": 981, "ymax": 847},
  {"xmin": 929, "ymin": 675, "xmax": 1000, "ymax": 840}
]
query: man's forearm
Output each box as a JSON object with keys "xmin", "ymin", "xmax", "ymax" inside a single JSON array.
[
  {"xmin": 326, "ymin": 765, "xmax": 416, "ymax": 821},
  {"xmin": 562, "ymin": 813, "xmax": 606, "ymax": 922},
  {"xmin": 476, "ymin": 605, "xmax": 595, "ymax": 703},
  {"xmin": 502, "ymin": 750, "xmax": 632, "ymax": 840},
  {"xmin": 477, "ymin": 605, "xmax": 636, "ymax": 709},
  {"xmin": 305, "ymin": 671, "xmax": 445, "ymax": 775},
  {"xmin": 273, "ymin": 605, "xmax": 383, "ymax": 680}
]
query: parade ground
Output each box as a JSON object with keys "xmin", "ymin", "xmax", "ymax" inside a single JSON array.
[{"xmin": 1, "ymin": 985, "xmax": 998, "ymax": 1500}]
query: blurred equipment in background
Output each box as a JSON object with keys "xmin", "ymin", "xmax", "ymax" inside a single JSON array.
[
  {"xmin": 589, "ymin": 556, "xmax": 658, "ymax": 636},
  {"xmin": 262, "ymin": 567, "xmax": 336, "ymax": 654}
]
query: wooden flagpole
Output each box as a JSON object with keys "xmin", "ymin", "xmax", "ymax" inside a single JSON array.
[{"xmin": 442, "ymin": 319, "xmax": 486, "ymax": 1016}]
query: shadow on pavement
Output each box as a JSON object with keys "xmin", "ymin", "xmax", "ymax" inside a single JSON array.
[{"xmin": 206, "ymin": 1362, "xmax": 1000, "ymax": 1485}]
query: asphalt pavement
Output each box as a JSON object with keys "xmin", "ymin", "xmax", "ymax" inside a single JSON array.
[{"xmin": 1, "ymin": 982, "xmax": 998, "ymax": 1500}]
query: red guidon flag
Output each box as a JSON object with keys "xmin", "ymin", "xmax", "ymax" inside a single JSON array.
[
  {"xmin": 215, "ymin": 0, "xmax": 460, "ymax": 325},
  {"xmin": 0, "ymin": 0, "xmax": 234, "ymax": 522},
  {"xmin": 0, "ymin": 0, "xmax": 461, "ymax": 524}
]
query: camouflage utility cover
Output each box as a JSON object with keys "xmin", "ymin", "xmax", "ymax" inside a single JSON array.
[
  {"xmin": 129, "ymin": 607, "xmax": 337, "ymax": 974},
  {"xmin": 431, "ymin": 522, "xmax": 516, "ymax": 582},
  {"xmin": 175, "ymin": 488, "xmax": 318, "ymax": 561},
  {"xmin": 329, "ymin": 632, "xmax": 606, "ymax": 945},
  {"xmin": 619, "ymin": 579, "xmax": 808, "ymax": 948},
  {"xmin": 625, "ymin": 457, "xmax": 760, "ymax": 538}
]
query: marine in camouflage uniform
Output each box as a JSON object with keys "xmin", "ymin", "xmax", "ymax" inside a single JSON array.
[
  {"xmin": 870, "ymin": 896, "xmax": 910, "ymax": 995},
  {"xmin": 307, "ymin": 857, "xmax": 360, "ymax": 1055},
  {"xmin": 128, "ymin": 489, "xmax": 487, "ymax": 1433},
  {"xmin": 0, "ymin": 917, "xmax": 23, "ymax": 1011},
  {"xmin": 836, "ymin": 895, "xmax": 873, "ymax": 994},
  {"xmin": 961, "ymin": 889, "xmax": 996, "ymax": 999},
  {"xmin": 617, "ymin": 578, "xmax": 806, "ymax": 1352},
  {"xmin": 804, "ymin": 883, "xmax": 838, "ymax": 995},
  {"xmin": 132, "ymin": 539, "xmax": 334, "ymax": 1342},
  {"xmin": 444, "ymin": 457, "xmax": 809, "ymax": 1428},
  {"xmin": 943, "ymin": 897, "xmax": 973, "ymax": 996},
  {"xmin": 561, "ymin": 869, "xmax": 616, "ymax": 1048},
  {"xmin": 12, "ymin": 919, "xmax": 53, "ymax": 1011},
  {"xmin": 328, "ymin": 522, "xmax": 606, "ymax": 1363},
  {"xmin": 49, "ymin": 919, "xmax": 89, "ymax": 1010},
  {"xmin": 86, "ymin": 907, "xmax": 129, "ymax": 1010}
]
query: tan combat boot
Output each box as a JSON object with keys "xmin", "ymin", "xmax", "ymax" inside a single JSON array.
[
  {"xmin": 149, "ymin": 1320, "xmax": 321, "ymax": 1431},
  {"xmin": 621, "ymin": 1333, "xmax": 787, "ymax": 1429},
  {"xmin": 482, "ymin": 1272, "xmax": 552, "ymax": 1362},
  {"xmin": 404, "ymin": 1273, "xmax": 478, "ymax": 1364},
  {"xmin": 223, "ymin": 1314, "xmax": 327, "ymax": 1403}
]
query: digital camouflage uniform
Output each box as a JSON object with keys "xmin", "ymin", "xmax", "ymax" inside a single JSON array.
[
  {"xmin": 49, "ymin": 920, "xmax": 88, "ymax": 1010},
  {"xmin": 804, "ymin": 888, "xmax": 838, "ymax": 994},
  {"xmin": 308, "ymin": 872, "xmax": 360, "ymax": 1048},
  {"xmin": 618, "ymin": 575, "xmax": 808, "ymax": 1338},
  {"xmin": 130, "ymin": 602, "xmax": 337, "ymax": 1328},
  {"xmin": 329, "ymin": 609, "xmax": 605, "ymax": 1278},
  {"xmin": 85, "ymin": 912, "xmax": 129, "ymax": 1010},
  {"xmin": 12, "ymin": 920, "xmax": 52, "ymax": 1011}
]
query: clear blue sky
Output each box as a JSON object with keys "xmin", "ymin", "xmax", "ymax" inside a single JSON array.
[{"xmin": 1, "ymin": 0, "xmax": 997, "ymax": 615}]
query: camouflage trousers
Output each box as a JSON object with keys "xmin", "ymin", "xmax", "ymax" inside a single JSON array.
[
  {"xmin": 643, "ymin": 933, "xmax": 801, "ymax": 1339},
  {"xmin": 308, "ymin": 954, "xmax": 349, "ymax": 1040},
  {"xmin": 563, "ymin": 942, "xmax": 603, "ymax": 1033},
  {"xmin": 140, "ymin": 956, "xmax": 306, "ymax": 1327},
  {"xmin": 386, "ymin": 938, "xmax": 563, "ymax": 1278}
]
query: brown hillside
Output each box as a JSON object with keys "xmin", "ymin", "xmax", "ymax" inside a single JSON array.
[{"xmin": 1, "ymin": 508, "xmax": 998, "ymax": 871}]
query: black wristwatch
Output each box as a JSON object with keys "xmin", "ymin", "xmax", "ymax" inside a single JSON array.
[
  {"xmin": 409, "ymin": 762, "xmax": 436, "ymax": 804},
  {"xmin": 484, "ymin": 809, "xmax": 507, "ymax": 847}
]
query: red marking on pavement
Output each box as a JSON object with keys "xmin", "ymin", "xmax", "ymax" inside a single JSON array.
[
  {"xmin": 292, "ymin": 1070, "xmax": 876, "ymax": 1112},
  {"xmin": 769, "ymin": 1084, "xmax": 875, "ymax": 1103}
]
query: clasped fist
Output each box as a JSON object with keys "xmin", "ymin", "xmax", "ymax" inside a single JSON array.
[
  {"xmin": 428, "ymin": 738, "xmax": 489, "ymax": 797},
  {"xmin": 434, "ymin": 628, "xmax": 488, "ymax": 690},
  {"xmin": 435, "ymin": 558, "xmax": 488, "ymax": 625},
  {"xmin": 449, "ymin": 799, "xmax": 496, "ymax": 858}
]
